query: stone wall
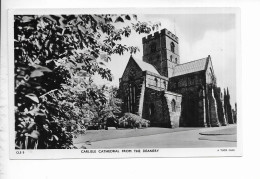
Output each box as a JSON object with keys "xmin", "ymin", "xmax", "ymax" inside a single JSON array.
[
  {"xmin": 145, "ymin": 71, "xmax": 169, "ymax": 90},
  {"xmin": 168, "ymin": 72, "xmax": 207, "ymax": 127},
  {"xmin": 142, "ymin": 87, "xmax": 182, "ymax": 128},
  {"xmin": 142, "ymin": 88, "xmax": 169, "ymax": 127},
  {"xmin": 164, "ymin": 91, "xmax": 182, "ymax": 128},
  {"xmin": 179, "ymin": 87, "xmax": 201, "ymax": 127}
]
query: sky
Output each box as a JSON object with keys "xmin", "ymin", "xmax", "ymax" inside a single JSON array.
[{"xmin": 95, "ymin": 13, "xmax": 237, "ymax": 107}]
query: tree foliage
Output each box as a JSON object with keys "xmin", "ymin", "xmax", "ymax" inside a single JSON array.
[
  {"xmin": 88, "ymin": 86, "xmax": 122, "ymax": 124},
  {"xmin": 14, "ymin": 14, "xmax": 160, "ymax": 149}
]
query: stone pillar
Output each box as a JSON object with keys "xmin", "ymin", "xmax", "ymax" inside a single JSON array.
[
  {"xmin": 230, "ymin": 110, "xmax": 234, "ymax": 124},
  {"xmin": 198, "ymin": 87, "xmax": 207, "ymax": 127},
  {"xmin": 226, "ymin": 105, "xmax": 234, "ymax": 124},
  {"xmin": 221, "ymin": 96, "xmax": 228, "ymax": 126},
  {"xmin": 224, "ymin": 106, "xmax": 229, "ymax": 125},
  {"xmin": 208, "ymin": 87, "xmax": 220, "ymax": 127},
  {"xmin": 214, "ymin": 88, "xmax": 227, "ymax": 126},
  {"xmin": 206, "ymin": 94, "xmax": 211, "ymax": 127},
  {"xmin": 234, "ymin": 103, "xmax": 237, "ymax": 124}
]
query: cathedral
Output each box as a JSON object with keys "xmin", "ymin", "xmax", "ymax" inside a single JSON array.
[{"xmin": 119, "ymin": 28, "xmax": 235, "ymax": 128}]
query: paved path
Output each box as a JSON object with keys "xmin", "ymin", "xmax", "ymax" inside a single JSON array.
[
  {"xmin": 74, "ymin": 127, "xmax": 200, "ymax": 144},
  {"xmin": 75, "ymin": 125, "xmax": 237, "ymax": 149}
]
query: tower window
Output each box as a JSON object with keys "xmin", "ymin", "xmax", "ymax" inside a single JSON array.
[
  {"xmin": 151, "ymin": 43, "xmax": 156, "ymax": 53},
  {"xmin": 170, "ymin": 55, "xmax": 173, "ymax": 62},
  {"xmin": 175, "ymin": 58, "xmax": 178, "ymax": 63},
  {"xmin": 170, "ymin": 42, "xmax": 175, "ymax": 53}
]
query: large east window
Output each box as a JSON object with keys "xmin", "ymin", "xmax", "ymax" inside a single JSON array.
[{"xmin": 126, "ymin": 83, "xmax": 137, "ymax": 113}]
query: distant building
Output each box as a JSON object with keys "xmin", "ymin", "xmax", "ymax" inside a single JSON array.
[{"xmin": 119, "ymin": 28, "xmax": 235, "ymax": 128}]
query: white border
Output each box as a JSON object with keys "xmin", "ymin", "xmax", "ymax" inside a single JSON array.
[{"xmin": 8, "ymin": 8, "xmax": 242, "ymax": 159}]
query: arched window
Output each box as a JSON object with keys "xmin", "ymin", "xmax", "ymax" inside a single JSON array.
[
  {"xmin": 170, "ymin": 55, "xmax": 173, "ymax": 62},
  {"xmin": 171, "ymin": 99, "xmax": 176, "ymax": 112},
  {"xmin": 175, "ymin": 58, "xmax": 178, "ymax": 63},
  {"xmin": 154, "ymin": 78, "xmax": 158, "ymax": 87},
  {"xmin": 170, "ymin": 42, "xmax": 175, "ymax": 53}
]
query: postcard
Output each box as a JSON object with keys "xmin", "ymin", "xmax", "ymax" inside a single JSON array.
[{"xmin": 8, "ymin": 8, "xmax": 241, "ymax": 159}]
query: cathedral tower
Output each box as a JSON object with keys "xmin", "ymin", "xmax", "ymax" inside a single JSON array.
[{"xmin": 142, "ymin": 28, "xmax": 180, "ymax": 78}]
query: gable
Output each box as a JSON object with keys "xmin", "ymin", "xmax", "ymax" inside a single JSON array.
[
  {"xmin": 121, "ymin": 56, "xmax": 143, "ymax": 82},
  {"xmin": 135, "ymin": 59, "xmax": 160, "ymax": 75},
  {"xmin": 205, "ymin": 56, "xmax": 216, "ymax": 84},
  {"xmin": 121, "ymin": 56, "xmax": 160, "ymax": 82}
]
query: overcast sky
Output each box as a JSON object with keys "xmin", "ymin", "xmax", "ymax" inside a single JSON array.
[{"xmin": 95, "ymin": 13, "xmax": 237, "ymax": 106}]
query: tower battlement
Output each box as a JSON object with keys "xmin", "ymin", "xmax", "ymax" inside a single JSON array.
[{"xmin": 142, "ymin": 28, "xmax": 179, "ymax": 44}]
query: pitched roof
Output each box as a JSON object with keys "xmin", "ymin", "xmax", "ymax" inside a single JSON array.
[
  {"xmin": 172, "ymin": 57, "xmax": 209, "ymax": 77},
  {"xmin": 131, "ymin": 56, "xmax": 160, "ymax": 75}
]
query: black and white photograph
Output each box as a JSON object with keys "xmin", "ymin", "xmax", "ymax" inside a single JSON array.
[
  {"xmin": 4, "ymin": 0, "xmax": 260, "ymax": 178},
  {"xmin": 9, "ymin": 8, "xmax": 241, "ymax": 158}
]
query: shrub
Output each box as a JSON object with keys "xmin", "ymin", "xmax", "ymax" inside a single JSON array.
[{"xmin": 118, "ymin": 113, "xmax": 150, "ymax": 128}]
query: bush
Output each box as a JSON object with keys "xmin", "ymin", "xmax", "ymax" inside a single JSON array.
[
  {"xmin": 118, "ymin": 113, "xmax": 150, "ymax": 128},
  {"xmin": 15, "ymin": 109, "xmax": 75, "ymax": 149}
]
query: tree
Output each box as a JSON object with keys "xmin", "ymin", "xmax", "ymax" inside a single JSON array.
[
  {"xmin": 91, "ymin": 86, "xmax": 122, "ymax": 124},
  {"xmin": 14, "ymin": 14, "xmax": 160, "ymax": 149}
]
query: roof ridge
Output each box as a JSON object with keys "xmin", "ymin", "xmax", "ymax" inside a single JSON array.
[
  {"xmin": 176, "ymin": 57, "xmax": 207, "ymax": 66},
  {"xmin": 172, "ymin": 56, "xmax": 209, "ymax": 77},
  {"xmin": 131, "ymin": 56, "xmax": 160, "ymax": 75}
]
